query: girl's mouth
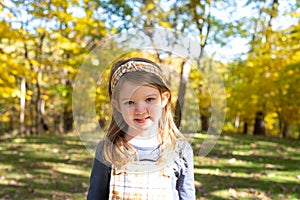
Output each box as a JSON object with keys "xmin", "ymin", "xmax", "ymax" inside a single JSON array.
[{"xmin": 134, "ymin": 116, "xmax": 151, "ymax": 123}]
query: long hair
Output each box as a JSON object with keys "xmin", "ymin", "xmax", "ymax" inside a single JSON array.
[{"xmin": 102, "ymin": 57, "xmax": 184, "ymax": 168}]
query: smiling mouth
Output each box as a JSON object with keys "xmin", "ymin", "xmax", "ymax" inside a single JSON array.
[{"xmin": 134, "ymin": 116, "xmax": 151, "ymax": 123}]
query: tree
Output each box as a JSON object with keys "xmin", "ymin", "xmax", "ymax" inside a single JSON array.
[
  {"xmin": 0, "ymin": 0, "xmax": 107, "ymax": 135},
  {"xmin": 226, "ymin": 0, "xmax": 300, "ymax": 137}
]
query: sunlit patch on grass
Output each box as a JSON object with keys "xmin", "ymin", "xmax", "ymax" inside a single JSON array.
[
  {"xmin": 211, "ymin": 188, "xmax": 273, "ymax": 200},
  {"xmin": 193, "ymin": 133, "xmax": 300, "ymax": 200},
  {"xmin": 54, "ymin": 164, "xmax": 90, "ymax": 177}
]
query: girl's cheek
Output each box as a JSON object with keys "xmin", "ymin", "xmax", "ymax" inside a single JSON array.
[
  {"xmin": 150, "ymin": 105, "xmax": 163, "ymax": 115},
  {"xmin": 126, "ymin": 107, "xmax": 135, "ymax": 115}
]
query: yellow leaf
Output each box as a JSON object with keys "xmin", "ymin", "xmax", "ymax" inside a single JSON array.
[
  {"xmin": 282, "ymin": 36, "xmax": 286, "ymax": 41},
  {"xmin": 247, "ymin": 61, "xmax": 254, "ymax": 67},
  {"xmin": 12, "ymin": 89, "xmax": 20, "ymax": 98},
  {"xmin": 1, "ymin": 113, "xmax": 10, "ymax": 122},
  {"xmin": 27, "ymin": 90, "xmax": 33, "ymax": 95},
  {"xmin": 8, "ymin": 75, "xmax": 16, "ymax": 84},
  {"xmin": 30, "ymin": 59, "xmax": 40, "ymax": 67},
  {"xmin": 287, "ymin": 70, "xmax": 294, "ymax": 75}
]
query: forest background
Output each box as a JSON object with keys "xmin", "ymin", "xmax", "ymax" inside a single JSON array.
[
  {"xmin": 0, "ymin": 0, "xmax": 300, "ymax": 199},
  {"xmin": 1, "ymin": 0, "xmax": 300, "ymax": 139}
]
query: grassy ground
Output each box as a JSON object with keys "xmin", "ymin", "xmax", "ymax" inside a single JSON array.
[
  {"xmin": 192, "ymin": 133, "xmax": 300, "ymax": 200},
  {"xmin": 0, "ymin": 132, "xmax": 299, "ymax": 199},
  {"xmin": 0, "ymin": 133, "xmax": 92, "ymax": 200}
]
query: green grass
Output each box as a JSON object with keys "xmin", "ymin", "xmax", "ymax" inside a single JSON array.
[
  {"xmin": 191, "ymin": 133, "xmax": 300, "ymax": 200},
  {"xmin": 0, "ymin": 132, "xmax": 299, "ymax": 199},
  {"xmin": 0, "ymin": 133, "xmax": 93, "ymax": 200}
]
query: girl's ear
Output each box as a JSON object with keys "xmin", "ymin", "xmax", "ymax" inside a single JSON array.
[
  {"xmin": 161, "ymin": 91, "xmax": 170, "ymax": 108},
  {"xmin": 112, "ymin": 99, "xmax": 120, "ymax": 112}
]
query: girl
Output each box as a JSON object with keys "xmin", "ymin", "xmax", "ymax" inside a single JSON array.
[{"xmin": 87, "ymin": 57, "xmax": 195, "ymax": 200}]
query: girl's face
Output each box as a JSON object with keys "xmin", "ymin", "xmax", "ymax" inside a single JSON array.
[{"xmin": 113, "ymin": 81, "xmax": 170, "ymax": 138}]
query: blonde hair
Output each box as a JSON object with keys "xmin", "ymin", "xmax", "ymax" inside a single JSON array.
[{"xmin": 102, "ymin": 57, "xmax": 184, "ymax": 168}]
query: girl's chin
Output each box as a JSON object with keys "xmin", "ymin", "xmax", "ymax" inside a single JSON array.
[{"xmin": 133, "ymin": 122, "xmax": 151, "ymax": 130}]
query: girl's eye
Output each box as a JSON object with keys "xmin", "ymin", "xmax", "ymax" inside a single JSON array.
[
  {"xmin": 125, "ymin": 101, "xmax": 134, "ymax": 105},
  {"xmin": 146, "ymin": 98, "xmax": 155, "ymax": 103}
]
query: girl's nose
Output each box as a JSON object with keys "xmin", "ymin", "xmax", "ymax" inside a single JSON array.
[{"xmin": 134, "ymin": 103, "xmax": 147, "ymax": 114}]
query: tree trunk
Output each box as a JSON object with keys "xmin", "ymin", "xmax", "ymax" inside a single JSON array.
[
  {"xmin": 59, "ymin": 112, "xmax": 64, "ymax": 134},
  {"xmin": 23, "ymin": 43, "xmax": 32, "ymax": 135},
  {"xmin": 36, "ymin": 33, "xmax": 46, "ymax": 135},
  {"xmin": 282, "ymin": 122, "xmax": 290, "ymax": 139},
  {"xmin": 53, "ymin": 113, "xmax": 61, "ymax": 135},
  {"xmin": 174, "ymin": 61, "xmax": 190, "ymax": 128},
  {"xmin": 63, "ymin": 80, "xmax": 73, "ymax": 133},
  {"xmin": 63, "ymin": 108, "xmax": 73, "ymax": 132},
  {"xmin": 9, "ymin": 107, "xmax": 15, "ymax": 132},
  {"xmin": 201, "ymin": 115, "xmax": 209, "ymax": 132},
  {"xmin": 243, "ymin": 122, "xmax": 248, "ymax": 135},
  {"xmin": 20, "ymin": 77, "xmax": 26, "ymax": 135},
  {"xmin": 234, "ymin": 114, "xmax": 240, "ymax": 129},
  {"xmin": 36, "ymin": 70, "xmax": 43, "ymax": 135},
  {"xmin": 253, "ymin": 111, "xmax": 265, "ymax": 135},
  {"xmin": 29, "ymin": 89, "xmax": 35, "ymax": 135},
  {"xmin": 278, "ymin": 116, "xmax": 290, "ymax": 138}
]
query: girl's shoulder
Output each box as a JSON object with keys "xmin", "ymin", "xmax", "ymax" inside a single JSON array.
[
  {"xmin": 95, "ymin": 139, "xmax": 112, "ymax": 167},
  {"xmin": 175, "ymin": 138, "xmax": 193, "ymax": 158},
  {"xmin": 174, "ymin": 139, "xmax": 194, "ymax": 176}
]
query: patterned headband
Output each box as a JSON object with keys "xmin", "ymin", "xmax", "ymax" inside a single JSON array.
[{"xmin": 110, "ymin": 61, "xmax": 165, "ymax": 91}]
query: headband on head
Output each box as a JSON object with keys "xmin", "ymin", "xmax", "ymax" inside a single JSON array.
[{"xmin": 110, "ymin": 61, "xmax": 165, "ymax": 91}]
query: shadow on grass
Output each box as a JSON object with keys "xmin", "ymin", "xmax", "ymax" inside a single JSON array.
[
  {"xmin": 0, "ymin": 133, "xmax": 93, "ymax": 199},
  {"xmin": 195, "ymin": 173, "xmax": 299, "ymax": 199},
  {"xmin": 193, "ymin": 133, "xmax": 300, "ymax": 199}
]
